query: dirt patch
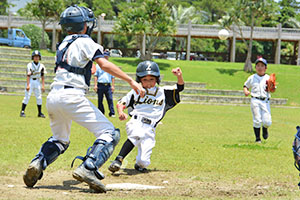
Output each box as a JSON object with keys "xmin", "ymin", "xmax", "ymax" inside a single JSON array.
[{"xmin": 0, "ymin": 168, "xmax": 297, "ymax": 199}]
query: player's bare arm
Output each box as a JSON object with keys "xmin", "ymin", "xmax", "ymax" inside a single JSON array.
[
  {"xmin": 41, "ymin": 75, "xmax": 45, "ymax": 93},
  {"xmin": 111, "ymin": 77, "xmax": 115, "ymax": 93},
  {"xmin": 116, "ymin": 103, "xmax": 127, "ymax": 121},
  {"xmin": 94, "ymin": 76, "xmax": 98, "ymax": 93},
  {"xmin": 26, "ymin": 75, "xmax": 30, "ymax": 91},
  {"xmin": 243, "ymin": 86, "xmax": 250, "ymax": 96},
  {"xmin": 172, "ymin": 67, "xmax": 184, "ymax": 85},
  {"xmin": 95, "ymin": 58, "xmax": 145, "ymax": 97}
]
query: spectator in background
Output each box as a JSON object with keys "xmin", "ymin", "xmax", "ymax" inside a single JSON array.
[{"xmin": 94, "ymin": 50, "xmax": 116, "ymax": 117}]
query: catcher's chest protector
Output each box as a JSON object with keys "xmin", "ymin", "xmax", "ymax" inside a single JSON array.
[{"xmin": 292, "ymin": 126, "xmax": 300, "ymax": 187}]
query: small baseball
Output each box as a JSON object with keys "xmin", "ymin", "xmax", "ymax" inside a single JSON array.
[{"xmin": 218, "ymin": 29, "xmax": 229, "ymax": 40}]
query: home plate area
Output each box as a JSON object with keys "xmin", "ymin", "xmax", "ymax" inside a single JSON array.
[{"xmin": 106, "ymin": 183, "xmax": 165, "ymax": 190}]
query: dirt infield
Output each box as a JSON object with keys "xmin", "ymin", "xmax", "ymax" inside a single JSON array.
[{"xmin": 0, "ymin": 168, "xmax": 297, "ymax": 200}]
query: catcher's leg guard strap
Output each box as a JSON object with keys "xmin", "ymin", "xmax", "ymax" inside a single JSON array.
[
  {"xmin": 84, "ymin": 129, "xmax": 120, "ymax": 170},
  {"xmin": 72, "ymin": 129, "xmax": 120, "ymax": 171},
  {"xmin": 33, "ymin": 137, "xmax": 70, "ymax": 170}
]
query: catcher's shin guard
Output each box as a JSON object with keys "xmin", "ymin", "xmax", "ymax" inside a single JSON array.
[
  {"xmin": 23, "ymin": 137, "xmax": 69, "ymax": 187},
  {"xmin": 71, "ymin": 129, "xmax": 120, "ymax": 192},
  {"xmin": 34, "ymin": 137, "xmax": 69, "ymax": 170}
]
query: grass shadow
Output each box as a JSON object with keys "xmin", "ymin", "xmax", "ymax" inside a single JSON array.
[
  {"xmin": 216, "ymin": 68, "xmax": 244, "ymax": 76},
  {"xmin": 223, "ymin": 141, "xmax": 281, "ymax": 150},
  {"xmin": 113, "ymin": 58, "xmax": 171, "ymax": 71}
]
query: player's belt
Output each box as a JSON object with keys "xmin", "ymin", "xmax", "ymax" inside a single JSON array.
[
  {"xmin": 32, "ymin": 78, "xmax": 37, "ymax": 80},
  {"xmin": 98, "ymin": 83, "xmax": 110, "ymax": 86},
  {"xmin": 64, "ymin": 85, "xmax": 74, "ymax": 89},
  {"xmin": 133, "ymin": 115, "xmax": 152, "ymax": 125},
  {"xmin": 251, "ymin": 96, "xmax": 270, "ymax": 101}
]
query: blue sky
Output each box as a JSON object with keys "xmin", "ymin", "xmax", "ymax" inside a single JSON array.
[{"xmin": 7, "ymin": 0, "xmax": 32, "ymax": 14}]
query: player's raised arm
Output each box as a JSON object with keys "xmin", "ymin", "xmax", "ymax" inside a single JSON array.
[
  {"xmin": 95, "ymin": 58, "xmax": 145, "ymax": 97},
  {"xmin": 172, "ymin": 67, "xmax": 184, "ymax": 85}
]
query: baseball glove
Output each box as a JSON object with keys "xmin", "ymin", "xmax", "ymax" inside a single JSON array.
[
  {"xmin": 266, "ymin": 73, "xmax": 276, "ymax": 93},
  {"xmin": 292, "ymin": 126, "xmax": 300, "ymax": 171}
]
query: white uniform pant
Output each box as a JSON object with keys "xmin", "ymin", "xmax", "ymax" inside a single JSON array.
[
  {"xmin": 250, "ymin": 98, "xmax": 272, "ymax": 128},
  {"xmin": 126, "ymin": 117, "xmax": 156, "ymax": 168},
  {"xmin": 46, "ymin": 85, "xmax": 115, "ymax": 145},
  {"xmin": 22, "ymin": 79, "xmax": 42, "ymax": 105}
]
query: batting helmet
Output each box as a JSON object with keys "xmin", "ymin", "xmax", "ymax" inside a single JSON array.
[
  {"xmin": 59, "ymin": 5, "xmax": 97, "ymax": 36},
  {"xmin": 31, "ymin": 50, "xmax": 41, "ymax": 60},
  {"xmin": 136, "ymin": 61, "xmax": 160, "ymax": 84},
  {"xmin": 255, "ymin": 57, "xmax": 267, "ymax": 67}
]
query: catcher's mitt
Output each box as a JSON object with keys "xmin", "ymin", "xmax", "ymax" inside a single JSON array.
[{"xmin": 266, "ymin": 73, "xmax": 276, "ymax": 93}]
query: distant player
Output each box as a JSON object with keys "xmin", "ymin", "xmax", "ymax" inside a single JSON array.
[
  {"xmin": 23, "ymin": 5, "xmax": 144, "ymax": 193},
  {"xmin": 108, "ymin": 61, "xmax": 184, "ymax": 173},
  {"xmin": 243, "ymin": 57, "xmax": 274, "ymax": 143},
  {"xmin": 20, "ymin": 50, "xmax": 46, "ymax": 118}
]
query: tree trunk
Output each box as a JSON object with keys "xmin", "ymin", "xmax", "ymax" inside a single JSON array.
[
  {"xmin": 244, "ymin": 14, "xmax": 255, "ymax": 72},
  {"xmin": 40, "ymin": 22, "xmax": 47, "ymax": 49}
]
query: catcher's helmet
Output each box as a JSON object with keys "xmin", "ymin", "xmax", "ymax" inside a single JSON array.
[
  {"xmin": 136, "ymin": 61, "xmax": 160, "ymax": 84},
  {"xmin": 59, "ymin": 5, "xmax": 97, "ymax": 35},
  {"xmin": 31, "ymin": 50, "xmax": 41, "ymax": 60},
  {"xmin": 255, "ymin": 57, "xmax": 267, "ymax": 67}
]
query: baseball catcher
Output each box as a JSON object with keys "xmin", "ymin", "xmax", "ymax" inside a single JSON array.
[{"xmin": 292, "ymin": 126, "xmax": 300, "ymax": 187}]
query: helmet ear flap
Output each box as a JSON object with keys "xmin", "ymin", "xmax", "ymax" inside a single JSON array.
[{"xmin": 136, "ymin": 76, "xmax": 141, "ymax": 83}]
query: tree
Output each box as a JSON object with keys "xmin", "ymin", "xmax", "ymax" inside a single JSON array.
[
  {"xmin": 277, "ymin": 0, "xmax": 300, "ymax": 28},
  {"xmin": 170, "ymin": 5, "xmax": 202, "ymax": 59},
  {"xmin": 114, "ymin": 0, "xmax": 175, "ymax": 60},
  {"xmin": 219, "ymin": 0, "xmax": 278, "ymax": 72},
  {"xmin": 21, "ymin": 0, "xmax": 64, "ymax": 49},
  {"xmin": 21, "ymin": 24, "xmax": 50, "ymax": 49},
  {"xmin": 0, "ymin": 0, "xmax": 9, "ymax": 15}
]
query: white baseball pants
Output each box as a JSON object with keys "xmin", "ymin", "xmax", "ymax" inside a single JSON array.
[
  {"xmin": 250, "ymin": 98, "xmax": 272, "ymax": 128},
  {"xmin": 126, "ymin": 117, "xmax": 156, "ymax": 168},
  {"xmin": 22, "ymin": 79, "xmax": 42, "ymax": 105},
  {"xmin": 46, "ymin": 85, "xmax": 115, "ymax": 145}
]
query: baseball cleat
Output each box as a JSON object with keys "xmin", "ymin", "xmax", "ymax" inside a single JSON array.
[
  {"xmin": 73, "ymin": 164, "xmax": 106, "ymax": 193},
  {"xmin": 20, "ymin": 112, "xmax": 26, "ymax": 117},
  {"xmin": 38, "ymin": 113, "xmax": 46, "ymax": 118},
  {"xmin": 134, "ymin": 163, "xmax": 148, "ymax": 173},
  {"xmin": 108, "ymin": 159, "xmax": 122, "ymax": 173},
  {"xmin": 23, "ymin": 159, "xmax": 43, "ymax": 187},
  {"xmin": 255, "ymin": 139, "xmax": 262, "ymax": 143}
]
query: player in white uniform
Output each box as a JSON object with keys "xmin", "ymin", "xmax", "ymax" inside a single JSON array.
[
  {"xmin": 108, "ymin": 61, "xmax": 184, "ymax": 173},
  {"xmin": 244, "ymin": 58, "xmax": 273, "ymax": 143},
  {"xmin": 20, "ymin": 50, "xmax": 46, "ymax": 118},
  {"xmin": 23, "ymin": 5, "xmax": 144, "ymax": 193}
]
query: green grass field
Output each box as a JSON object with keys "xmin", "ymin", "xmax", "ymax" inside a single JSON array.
[
  {"xmin": 1, "ymin": 57, "xmax": 300, "ymax": 199},
  {"xmin": 1, "ymin": 94, "xmax": 300, "ymax": 199}
]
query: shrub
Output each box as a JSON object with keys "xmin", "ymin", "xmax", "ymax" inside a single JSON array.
[{"xmin": 20, "ymin": 24, "xmax": 50, "ymax": 49}]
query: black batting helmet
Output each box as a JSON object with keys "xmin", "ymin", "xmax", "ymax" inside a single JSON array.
[
  {"xmin": 31, "ymin": 50, "xmax": 41, "ymax": 60},
  {"xmin": 136, "ymin": 61, "xmax": 160, "ymax": 84},
  {"xmin": 59, "ymin": 5, "xmax": 97, "ymax": 36}
]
